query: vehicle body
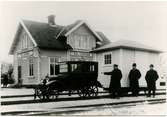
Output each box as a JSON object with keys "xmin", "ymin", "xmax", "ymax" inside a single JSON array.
[{"xmin": 34, "ymin": 61, "xmax": 102, "ymax": 100}]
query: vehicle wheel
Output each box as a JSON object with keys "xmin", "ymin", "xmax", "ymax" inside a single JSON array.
[
  {"xmin": 89, "ymin": 85, "xmax": 98, "ymax": 97},
  {"xmin": 47, "ymin": 89, "xmax": 59, "ymax": 100},
  {"xmin": 36, "ymin": 88, "xmax": 44, "ymax": 100},
  {"xmin": 77, "ymin": 86, "xmax": 90, "ymax": 98}
]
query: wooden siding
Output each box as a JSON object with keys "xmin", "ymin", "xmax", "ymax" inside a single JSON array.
[
  {"xmin": 13, "ymin": 52, "xmax": 18, "ymax": 84},
  {"xmin": 120, "ymin": 49, "xmax": 164, "ymax": 89},
  {"xmin": 95, "ymin": 48, "xmax": 164, "ymax": 89},
  {"xmin": 67, "ymin": 24, "xmax": 96, "ymax": 51},
  {"xmin": 134, "ymin": 50, "xmax": 164, "ymax": 89},
  {"xmin": 96, "ymin": 49, "xmax": 121, "ymax": 88},
  {"xmin": 13, "ymin": 28, "xmax": 38, "ymax": 85},
  {"xmin": 121, "ymin": 49, "xmax": 136, "ymax": 87},
  {"xmin": 39, "ymin": 49, "xmax": 67, "ymax": 79},
  {"xmin": 15, "ymin": 29, "xmax": 34, "ymax": 53}
]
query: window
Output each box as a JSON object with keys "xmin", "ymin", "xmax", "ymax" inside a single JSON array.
[
  {"xmin": 104, "ymin": 54, "xmax": 112, "ymax": 64},
  {"xmin": 86, "ymin": 36, "xmax": 90, "ymax": 49},
  {"xmin": 50, "ymin": 58, "xmax": 59, "ymax": 76},
  {"xmin": 59, "ymin": 63, "xmax": 68, "ymax": 73},
  {"xmin": 71, "ymin": 64, "xmax": 82, "ymax": 72},
  {"xmin": 29, "ymin": 58, "xmax": 34, "ymax": 76},
  {"xmin": 90, "ymin": 65, "xmax": 95, "ymax": 72},
  {"xmin": 21, "ymin": 33, "xmax": 28, "ymax": 49},
  {"xmin": 73, "ymin": 35, "xmax": 92, "ymax": 50}
]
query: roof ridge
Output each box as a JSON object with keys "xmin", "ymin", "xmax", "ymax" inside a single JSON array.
[
  {"xmin": 22, "ymin": 19, "xmax": 65, "ymax": 28},
  {"xmin": 92, "ymin": 39, "xmax": 162, "ymax": 53}
]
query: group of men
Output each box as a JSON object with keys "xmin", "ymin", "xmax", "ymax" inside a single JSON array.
[{"xmin": 104, "ymin": 63, "xmax": 159, "ymax": 98}]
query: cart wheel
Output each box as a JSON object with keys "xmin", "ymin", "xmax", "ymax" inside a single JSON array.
[
  {"xmin": 89, "ymin": 85, "xmax": 98, "ymax": 97},
  {"xmin": 77, "ymin": 86, "xmax": 90, "ymax": 98},
  {"xmin": 47, "ymin": 90, "xmax": 59, "ymax": 100},
  {"xmin": 36, "ymin": 88, "xmax": 44, "ymax": 100}
]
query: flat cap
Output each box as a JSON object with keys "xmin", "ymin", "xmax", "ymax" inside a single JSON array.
[
  {"xmin": 114, "ymin": 64, "xmax": 118, "ymax": 67},
  {"xmin": 150, "ymin": 64, "xmax": 154, "ymax": 67}
]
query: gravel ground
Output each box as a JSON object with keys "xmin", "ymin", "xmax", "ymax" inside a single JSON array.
[{"xmin": 1, "ymin": 88, "xmax": 34, "ymax": 96}]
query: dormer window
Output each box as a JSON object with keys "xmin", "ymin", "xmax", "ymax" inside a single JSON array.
[{"xmin": 21, "ymin": 32, "xmax": 28, "ymax": 49}]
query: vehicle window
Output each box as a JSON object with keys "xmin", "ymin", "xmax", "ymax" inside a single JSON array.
[
  {"xmin": 71, "ymin": 64, "xmax": 82, "ymax": 72},
  {"xmin": 90, "ymin": 65, "xmax": 95, "ymax": 72},
  {"xmin": 59, "ymin": 64, "xmax": 68, "ymax": 73},
  {"xmin": 82, "ymin": 64, "xmax": 95, "ymax": 72}
]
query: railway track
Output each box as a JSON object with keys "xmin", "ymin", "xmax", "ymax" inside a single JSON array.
[{"xmin": 1, "ymin": 89, "xmax": 166, "ymax": 116}]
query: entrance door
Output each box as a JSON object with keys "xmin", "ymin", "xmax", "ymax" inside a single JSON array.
[{"xmin": 18, "ymin": 66, "xmax": 22, "ymax": 85}]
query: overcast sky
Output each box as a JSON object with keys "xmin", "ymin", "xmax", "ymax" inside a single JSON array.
[{"xmin": 0, "ymin": 1, "xmax": 167, "ymax": 63}]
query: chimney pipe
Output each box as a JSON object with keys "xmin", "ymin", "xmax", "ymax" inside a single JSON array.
[{"xmin": 48, "ymin": 15, "xmax": 55, "ymax": 25}]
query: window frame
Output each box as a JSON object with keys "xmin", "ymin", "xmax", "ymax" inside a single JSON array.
[
  {"xmin": 21, "ymin": 32, "xmax": 28, "ymax": 49},
  {"xmin": 29, "ymin": 57, "xmax": 34, "ymax": 76},
  {"xmin": 73, "ymin": 35, "xmax": 92, "ymax": 50},
  {"xmin": 49, "ymin": 57, "xmax": 60, "ymax": 76},
  {"xmin": 104, "ymin": 52, "xmax": 112, "ymax": 65}
]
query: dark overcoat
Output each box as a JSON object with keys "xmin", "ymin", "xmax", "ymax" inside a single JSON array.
[
  {"xmin": 128, "ymin": 69, "xmax": 141, "ymax": 88},
  {"xmin": 104, "ymin": 69, "xmax": 122, "ymax": 90},
  {"xmin": 145, "ymin": 69, "xmax": 159, "ymax": 90}
]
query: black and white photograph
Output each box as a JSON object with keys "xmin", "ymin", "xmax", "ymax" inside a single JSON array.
[{"xmin": 0, "ymin": 1, "xmax": 167, "ymax": 116}]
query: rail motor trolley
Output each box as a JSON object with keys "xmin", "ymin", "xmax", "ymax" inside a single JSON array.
[{"xmin": 34, "ymin": 61, "xmax": 102, "ymax": 100}]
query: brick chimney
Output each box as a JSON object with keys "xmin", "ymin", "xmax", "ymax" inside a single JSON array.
[{"xmin": 47, "ymin": 15, "xmax": 55, "ymax": 25}]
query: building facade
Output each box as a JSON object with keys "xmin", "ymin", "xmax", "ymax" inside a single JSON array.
[
  {"xmin": 9, "ymin": 16, "xmax": 165, "ymax": 89},
  {"xmin": 92, "ymin": 40, "xmax": 165, "ymax": 89}
]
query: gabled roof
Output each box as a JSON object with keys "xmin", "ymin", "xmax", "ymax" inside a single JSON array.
[
  {"xmin": 63, "ymin": 20, "xmax": 103, "ymax": 41},
  {"xmin": 22, "ymin": 20, "xmax": 72, "ymax": 50},
  {"xmin": 92, "ymin": 40, "xmax": 162, "ymax": 53},
  {"xmin": 9, "ymin": 19, "xmax": 110, "ymax": 54}
]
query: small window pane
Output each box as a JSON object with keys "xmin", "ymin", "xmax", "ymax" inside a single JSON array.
[
  {"xmin": 55, "ymin": 65, "xmax": 59, "ymax": 75},
  {"xmin": 90, "ymin": 65, "xmax": 95, "ymax": 72},
  {"xmin": 60, "ymin": 64, "xmax": 68, "ymax": 73},
  {"xmin": 50, "ymin": 64, "xmax": 54, "ymax": 75}
]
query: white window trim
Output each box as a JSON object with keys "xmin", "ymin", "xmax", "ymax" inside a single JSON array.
[
  {"xmin": 103, "ymin": 52, "xmax": 112, "ymax": 66},
  {"xmin": 49, "ymin": 57, "xmax": 60, "ymax": 77}
]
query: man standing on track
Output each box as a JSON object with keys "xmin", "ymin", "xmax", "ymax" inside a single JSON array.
[
  {"xmin": 104, "ymin": 64, "xmax": 122, "ymax": 98},
  {"xmin": 145, "ymin": 64, "xmax": 159, "ymax": 98},
  {"xmin": 128, "ymin": 63, "xmax": 141, "ymax": 96}
]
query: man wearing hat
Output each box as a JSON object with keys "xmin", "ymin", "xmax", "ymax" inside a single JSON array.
[
  {"xmin": 145, "ymin": 64, "xmax": 159, "ymax": 97},
  {"xmin": 128, "ymin": 63, "xmax": 141, "ymax": 96},
  {"xmin": 104, "ymin": 64, "xmax": 122, "ymax": 98}
]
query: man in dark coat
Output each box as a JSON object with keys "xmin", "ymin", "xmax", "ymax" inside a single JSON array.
[
  {"xmin": 104, "ymin": 64, "xmax": 122, "ymax": 98},
  {"xmin": 128, "ymin": 63, "xmax": 141, "ymax": 96},
  {"xmin": 145, "ymin": 64, "xmax": 159, "ymax": 98}
]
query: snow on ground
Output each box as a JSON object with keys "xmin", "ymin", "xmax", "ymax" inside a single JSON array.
[
  {"xmin": 1, "ymin": 88, "xmax": 166, "ymax": 116},
  {"xmin": 0, "ymin": 88, "xmax": 34, "ymax": 96},
  {"xmin": 71, "ymin": 103, "xmax": 167, "ymax": 115}
]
